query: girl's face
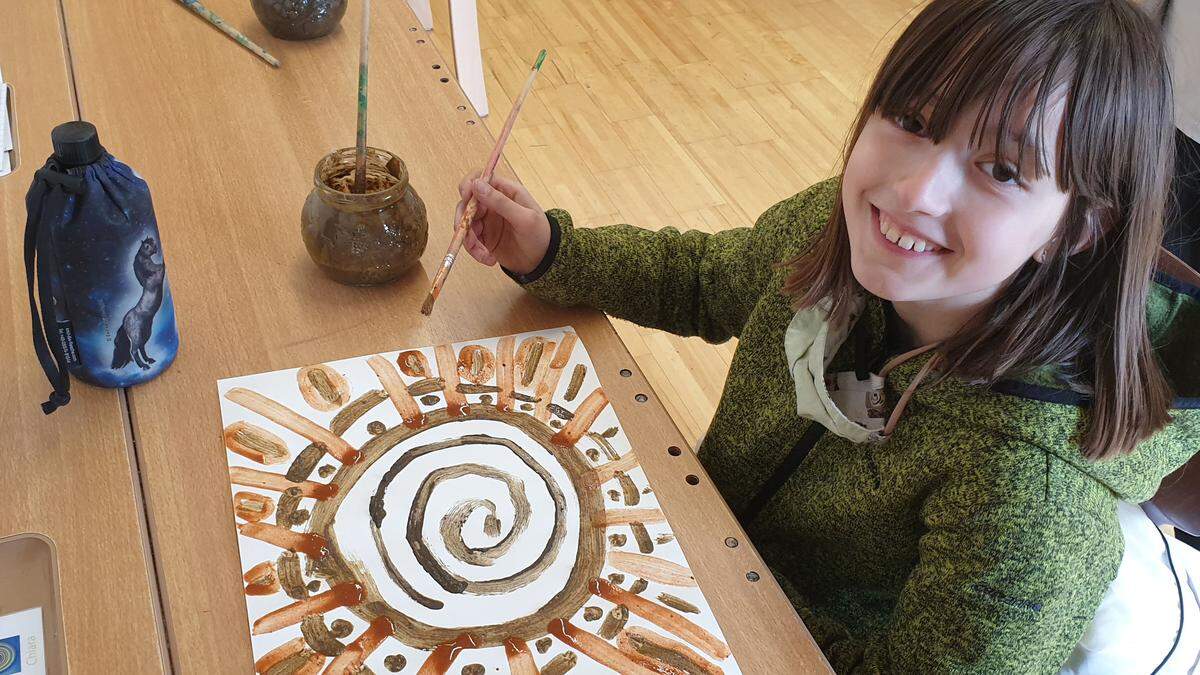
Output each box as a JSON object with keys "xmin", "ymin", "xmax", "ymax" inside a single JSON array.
[{"xmin": 841, "ymin": 96, "xmax": 1071, "ymax": 308}]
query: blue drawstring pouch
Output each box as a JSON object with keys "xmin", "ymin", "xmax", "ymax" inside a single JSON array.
[{"xmin": 24, "ymin": 121, "xmax": 178, "ymax": 413}]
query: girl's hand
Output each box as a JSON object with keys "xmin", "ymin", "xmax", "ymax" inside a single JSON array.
[{"xmin": 455, "ymin": 171, "xmax": 551, "ymax": 276}]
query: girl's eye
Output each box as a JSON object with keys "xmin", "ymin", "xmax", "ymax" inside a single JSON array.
[
  {"xmin": 893, "ymin": 112, "xmax": 927, "ymax": 136},
  {"xmin": 983, "ymin": 161, "xmax": 1022, "ymax": 186}
]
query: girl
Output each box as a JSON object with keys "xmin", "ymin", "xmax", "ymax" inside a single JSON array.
[{"xmin": 454, "ymin": 0, "xmax": 1200, "ymax": 671}]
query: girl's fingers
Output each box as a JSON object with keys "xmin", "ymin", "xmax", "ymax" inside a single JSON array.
[
  {"xmin": 489, "ymin": 175, "xmax": 539, "ymax": 210},
  {"xmin": 458, "ymin": 169, "xmax": 483, "ymax": 201},
  {"xmin": 465, "ymin": 227, "xmax": 496, "ymax": 266}
]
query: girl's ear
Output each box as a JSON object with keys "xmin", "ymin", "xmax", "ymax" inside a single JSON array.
[{"xmin": 1034, "ymin": 204, "xmax": 1106, "ymax": 264}]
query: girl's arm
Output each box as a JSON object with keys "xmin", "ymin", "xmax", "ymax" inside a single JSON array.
[{"xmin": 513, "ymin": 178, "xmax": 839, "ymax": 344}]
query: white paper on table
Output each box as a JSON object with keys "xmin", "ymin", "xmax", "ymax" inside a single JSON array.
[
  {"xmin": 0, "ymin": 606, "xmax": 47, "ymax": 675},
  {"xmin": 216, "ymin": 327, "xmax": 744, "ymax": 674},
  {"xmin": 0, "ymin": 63, "xmax": 11, "ymax": 177}
]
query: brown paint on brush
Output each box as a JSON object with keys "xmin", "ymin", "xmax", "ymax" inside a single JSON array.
[
  {"xmin": 515, "ymin": 336, "xmax": 545, "ymax": 387},
  {"xmin": 457, "ymin": 345, "xmax": 495, "ymax": 384},
  {"xmin": 435, "ymin": 344, "xmax": 468, "ymax": 415},
  {"xmin": 503, "ymin": 637, "xmax": 539, "ymax": 675},
  {"xmin": 656, "ymin": 594, "xmax": 700, "ymax": 615},
  {"xmin": 224, "ymin": 421, "xmax": 290, "ymax": 465},
  {"xmin": 417, "ymin": 633, "xmax": 479, "ymax": 674},
  {"xmin": 630, "ymin": 579, "xmax": 649, "ymax": 594},
  {"xmin": 322, "ymin": 616, "xmax": 394, "ymax": 674},
  {"xmin": 300, "ymin": 616, "xmax": 346, "ymax": 657},
  {"xmin": 230, "ymin": 466, "xmax": 338, "ymax": 501},
  {"xmin": 244, "ymin": 561, "xmax": 281, "ymax": 596},
  {"xmin": 591, "ymin": 508, "xmax": 665, "ymax": 528},
  {"xmin": 546, "ymin": 619, "xmax": 659, "ymax": 675},
  {"xmin": 541, "ymin": 652, "xmax": 577, "ymax": 675},
  {"xmin": 589, "ymin": 452, "xmax": 641, "ymax": 486},
  {"xmin": 600, "ymin": 605, "xmax": 630, "ymax": 640},
  {"xmin": 608, "ymin": 552, "xmax": 696, "ymax": 587},
  {"xmin": 409, "ymin": 377, "xmax": 446, "ymax": 396},
  {"xmin": 590, "ymin": 578, "xmax": 730, "ymax": 660},
  {"xmin": 226, "ymin": 388, "xmax": 361, "ymax": 464},
  {"xmin": 552, "ymin": 388, "xmax": 609, "ymax": 447},
  {"xmin": 252, "ymin": 582, "xmax": 365, "ymax": 635},
  {"xmin": 277, "ymin": 551, "xmax": 309, "ymax": 599},
  {"xmin": 240, "ymin": 522, "xmax": 328, "ymax": 559},
  {"xmin": 297, "ymin": 364, "xmax": 351, "ymax": 411},
  {"xmin": 396, "ymin": 350, "xmax": 430, "ymax": 377},
  {"xmin": 631, "ymin": 522, "xmax": 654, "ymax": 553},
  {"xmin": 368, "ymin": 355, "xmax": 426, "ymax": 428},
  {"xmin": 536, "ymin": 333, "xmax": 577, "ymax": 421},
  {"xmin": 255, "ymin": 637, "xmax": 315, "ymax": 673},
  {"xmin": 286, "ymin": 444, "xmax": 325, "ymax": 483},
  {"xmin": 234, "ymin": 491, "xmax": 276, "ymax": 522},
  {"xmin": 565, "ymin": 364, "xmax": 586, "ymax": 402},
  {"xmin": 496, "ymin": 335, "xmax": 516, "ymax": 411},
  {"xmin": 330, "ymin": 389, "xmax": 388, "ymax": 436},
  {"xmin": 619, "ymin": 627, "xmax": 725, "ymax": 675}
]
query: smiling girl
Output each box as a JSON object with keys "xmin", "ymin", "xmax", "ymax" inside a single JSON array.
[{"xmin": 454, "ymin": 0, "xmax": 1200, "ymax": 671}]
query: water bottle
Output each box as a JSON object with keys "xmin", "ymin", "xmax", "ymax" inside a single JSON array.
[{"xmin": 24, "ymin": 121, "xmax": 179, "ymax": 413}]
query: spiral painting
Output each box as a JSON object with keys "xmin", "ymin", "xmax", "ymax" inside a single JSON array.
[{"xmin": 217, "ymin": 327, "xmax": 741, "ymax": 674}]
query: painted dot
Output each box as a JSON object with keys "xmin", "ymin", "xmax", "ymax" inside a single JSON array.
[
  {"xmin": 330, "ymin": 619, "xmax": 353, "ymax": 638},
  {"xmin": 384, "ymin": 653, "xmax": 407, "ymax": 671},
  {"xmin": 367, "ymin": 421, "xmax": 386, "ymax": 435}
]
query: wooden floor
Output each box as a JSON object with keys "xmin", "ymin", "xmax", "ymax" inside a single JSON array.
[{"xmin": 429, "ymin": 0, "xmax": 921, "ymax": 446}]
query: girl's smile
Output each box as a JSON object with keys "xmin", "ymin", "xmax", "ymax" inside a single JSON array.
[{"xmin": 869, "ymin": 204, "xmax": 952, "ymax": 257}]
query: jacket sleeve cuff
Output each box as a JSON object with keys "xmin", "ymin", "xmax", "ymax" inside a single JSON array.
[{"xmin": 502, "ymin": 209, "xmax": 564, "ymax": 285}]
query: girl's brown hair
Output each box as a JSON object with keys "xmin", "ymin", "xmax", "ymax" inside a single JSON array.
[{"xmin": 783, "ymin": 0, "xmax": 1176, "ymax": 460}]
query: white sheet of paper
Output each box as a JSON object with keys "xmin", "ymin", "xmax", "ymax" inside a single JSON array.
[
  {"xmin": 0, "ymin": 607, "xmax": 47, "ymax": 675},
  {"xmin": 217, "ymin": 326, "xmax": 742, "ymax": 673}
]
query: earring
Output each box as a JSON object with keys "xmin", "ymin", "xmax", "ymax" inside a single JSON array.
[{"xmin": 1036, "ymin": 247, "xmax": 1048, "ymax": 264}]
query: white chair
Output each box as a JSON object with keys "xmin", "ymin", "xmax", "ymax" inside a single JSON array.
[{"xmin": 406, "ymin": 0, "xmax": 489, "ymax": 118}]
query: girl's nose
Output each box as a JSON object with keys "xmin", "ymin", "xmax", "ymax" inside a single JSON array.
[{"xmin": 892, "ymin": 149, "xmax": 958, "ymax": 218}]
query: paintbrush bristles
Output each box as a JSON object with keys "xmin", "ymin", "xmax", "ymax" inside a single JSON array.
[
  {"xmin": 421, "ymin": 49, "xmax": 548, "ymax": 317},
  {"xmin": 352, "ymin": 0, "xmax": 371, "ymax": 193}
]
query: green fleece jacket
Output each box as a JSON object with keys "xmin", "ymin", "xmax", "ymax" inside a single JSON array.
[{"xmin": 513, "ymin": 177, "xmax": 1200, "ymax": 673}]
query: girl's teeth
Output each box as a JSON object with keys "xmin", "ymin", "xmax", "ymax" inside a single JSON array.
[{"xmin": 877, "ymin": 209, "xmax": 939, "ymax": 253}]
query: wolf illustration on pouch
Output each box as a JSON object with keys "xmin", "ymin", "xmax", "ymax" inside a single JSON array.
[{"xmin": 112, "ymin": 237, "xmax": 165, "ymax": 370}]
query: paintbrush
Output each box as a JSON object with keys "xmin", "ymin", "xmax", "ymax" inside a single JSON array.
[
  {"xmin": 352, "ymin": 0, "xmax": 371, "ymax": 193},
  {"xmin": 420, "ymin": 48, "xmax": 548, "ymax": 317},
  {"xmin": 175, "ymin": 0, "xmax": 280, "ymax": 68}
]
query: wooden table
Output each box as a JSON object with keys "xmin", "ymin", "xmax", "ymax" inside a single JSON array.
[
  {"xmin": 11, "ymin": 0, "xmax": 831, "ymax": 671},
  {"xmin": 0, "ymin": 2, "xmax": 169, "ymax": 672}
]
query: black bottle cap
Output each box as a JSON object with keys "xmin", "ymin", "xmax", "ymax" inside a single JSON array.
[{"xmin": 51, "ymin": 121, "xmax": 104, "ymax": 167}]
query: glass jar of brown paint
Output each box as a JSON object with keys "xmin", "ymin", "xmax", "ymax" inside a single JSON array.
[{"xmin": 302, "ymin": 147, "xmax": 429, "ymax": 285}]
